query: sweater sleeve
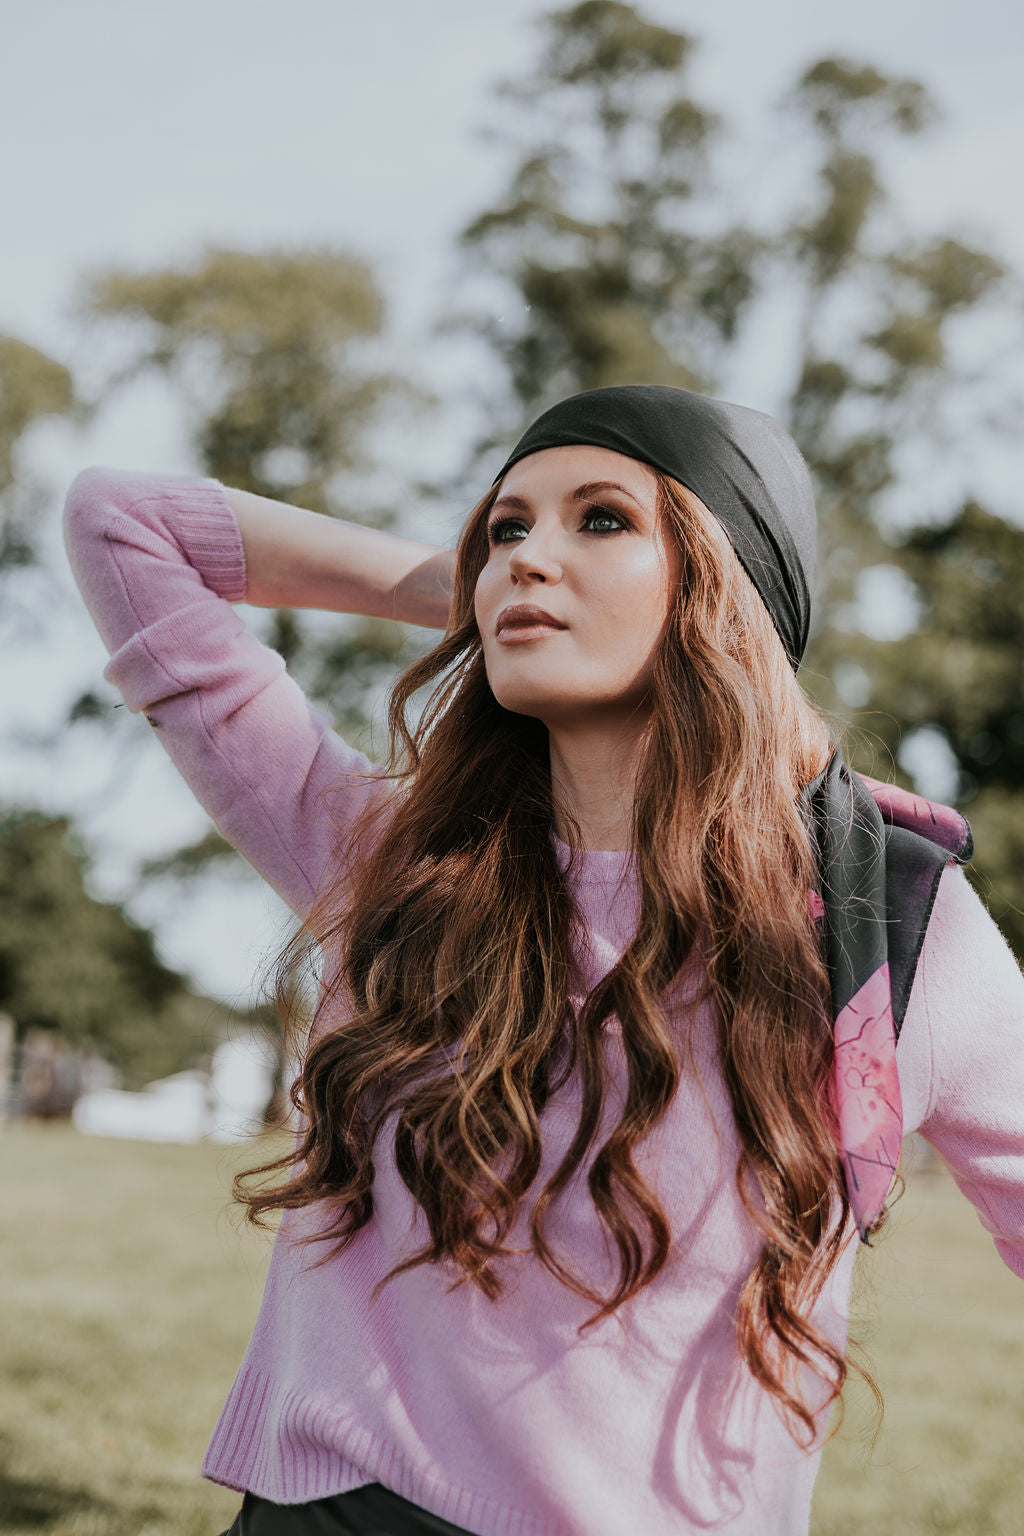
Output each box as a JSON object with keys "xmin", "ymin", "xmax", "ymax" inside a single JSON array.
[
  {"xmin": 903, "ymin": 862, "xmax": 1024, "ymax": 1278},
  {"xmin": 62, "ymin": 465, "xmax": 389, "ymax": 928}
]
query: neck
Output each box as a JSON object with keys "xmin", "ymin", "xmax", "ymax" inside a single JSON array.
[{"xmin": 547, "ymin": 711, "xmax": 650, "ymax": 852}]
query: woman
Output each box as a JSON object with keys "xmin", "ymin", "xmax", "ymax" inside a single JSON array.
[{"xmin": 63, "ymin": 384, "xmax": 1024, "ymax": 1536}]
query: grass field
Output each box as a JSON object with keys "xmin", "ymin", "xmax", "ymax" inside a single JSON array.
[{"xmin": 0, "ymin": 1123, "xmax": 1021, "ymax": 1536}]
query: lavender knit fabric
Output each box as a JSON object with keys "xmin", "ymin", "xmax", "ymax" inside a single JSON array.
[{"xmin": 63, "ymin": 468, "xmax": 1024, "ymax": 1536}]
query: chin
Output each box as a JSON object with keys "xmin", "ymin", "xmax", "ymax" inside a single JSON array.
[
  {"xmin": 484, "ymin": 656, "xmax": 646, "ymax": 725},
  {"xmin": 489, "ymin": 684, "xmax": 616, "ymax": 730},
  {"xmin": 489, "ymin": 675, "xmax": 653, "ymax": 734},
  {"xmin": 490, "ymin": 687, "xmax": 563, "ymax": 722}
]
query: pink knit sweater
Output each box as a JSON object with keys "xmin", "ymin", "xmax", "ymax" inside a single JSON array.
[{"xmin": 63, "ymin": 467, "xmax": 1024, "ymax": 1536}]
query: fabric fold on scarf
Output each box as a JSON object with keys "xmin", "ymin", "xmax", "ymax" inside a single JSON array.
[{"xmin": 800, "ymin": 748, "xmax": 974, "ymax": 1240}]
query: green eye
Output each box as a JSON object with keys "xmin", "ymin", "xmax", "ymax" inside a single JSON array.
[
  {"xmin": 486, "ymin": 505, "xmax": 628, "ymax": 545},
  {"xmin": 487, "ymin": 517, "xmax": 527, "ymax": 544},
  {"xmin": 584, "ymin": 507, "xmax": 627, "ymax": 532}
]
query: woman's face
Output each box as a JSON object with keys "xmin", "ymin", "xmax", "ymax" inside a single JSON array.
[{"xmin": 473, "ymin": 445, "xmax": 680, "ymax": 730}]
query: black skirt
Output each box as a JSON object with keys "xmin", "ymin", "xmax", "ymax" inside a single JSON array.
[{"xmin": 218, "ymin": 1482, "xmax": 478, "ymax": 1535}]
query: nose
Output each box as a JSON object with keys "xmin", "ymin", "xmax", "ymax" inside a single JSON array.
[{"xmin": 506, "ymin": 526, "xmax": 563, "ymax": 585}]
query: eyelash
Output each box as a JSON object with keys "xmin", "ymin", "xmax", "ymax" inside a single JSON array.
[{"xmin": 486, "ymin": 504, "xmax": 630, "ymax": 545}]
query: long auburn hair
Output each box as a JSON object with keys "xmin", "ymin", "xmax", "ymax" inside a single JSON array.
[{"xmin": 237, "ymin": 468, "xmax": 881, "ymax": 1446}]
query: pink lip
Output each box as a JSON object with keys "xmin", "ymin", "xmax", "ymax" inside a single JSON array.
[{"xmin": 495, "ymin": 604, "xmax": 568, "ymax": 639}]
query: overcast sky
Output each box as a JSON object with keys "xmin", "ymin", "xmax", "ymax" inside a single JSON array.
[{"xmin": 4, "ymin": 0, "xmax": 1023, "ymax": 1008}]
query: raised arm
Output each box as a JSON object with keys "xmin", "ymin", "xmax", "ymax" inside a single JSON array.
[
  {"xmin": 219, "ymin": 484, "xmax": 455, "ymax": 627},
  {"xmin": 62, "ymin": 467, "xmax": 448, "ymax": 930},
  {"xmin": 899, "ymin": 863, "xmax": 1024, "ymax": 1278}
]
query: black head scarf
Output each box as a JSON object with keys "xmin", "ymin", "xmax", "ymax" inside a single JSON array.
[
  {"xmin": 491, "ymin": 383, "xmax": 815, "ymax": 669},
  {"xmin": 491, "ymin": 383, "xmax": 973, "ymax": 1240}
]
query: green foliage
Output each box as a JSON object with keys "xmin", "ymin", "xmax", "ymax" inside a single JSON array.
[
  {"xmin": 0, "ymin": 808, "xmax": 250, "ymax": 1086},
  {"xmin": 865, "ymin": 241, "xmax": 1006, "ymax": 388},
  {"xmin": 0, "ymin": 333, "xmax": 81, "ymax": 570},
  {"xmin": 792, "ymin": 57, "xmax": 939, "ymax": 145},
  {"xmin": 544, "ymin": 0, "xmax": 692, "ymax": 80},
  {"xmin": 75, "ymin": 243, "xmax": 426, "ymax": 517},
  {"xmin": 791, "ymin": 57, "xmax": 938, "ymax": 140},
  {"xmin": 887, "ymin": 238, "xmax": 1006, "ymax": 315},
  {"xmin": 0, "ymin": 336, "xmax": 78, "ymax": 491},
  {"xmin": 445, "ymin": 0, "xmax": 747, "ymax": 470},
  {"xmin": 961, "ymin": 788, "xmax": 1024, "ymax": 957},
  {"xmin": 775, "ymin": 63, "xmax": 1012, "ymax": 714},
  {"xmin": 792, "ymin": 146, "xmax": 884, "ymax": 287},
  {"xmin": 840, "ymin": 501, "xmax": 1024, "ymax": 952},
  {"xmin": 137, "ymin": 826, "xmax": 242, "ymax": 881},
  {"xmin": 882, "ymin": 502, "xmax": 1024, "ymax": 787}
]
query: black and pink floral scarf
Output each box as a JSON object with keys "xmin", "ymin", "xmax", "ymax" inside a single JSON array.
[{"xmin": 801, "ymin": 749, "xmax": 973, "ymax": 1239}]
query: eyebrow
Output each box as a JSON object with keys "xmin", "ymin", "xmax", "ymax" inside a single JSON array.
[{"xmin": 489, "ymin": 479, "xmax": 647, "ymax": 514}]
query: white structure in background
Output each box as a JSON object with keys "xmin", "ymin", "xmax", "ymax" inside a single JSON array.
[
  {"xmin": 72, "ymin": 1031, "xmax": 278, "ymax": 1144},
  {"xmin": 208, "ymin": 1031, "xmax": 280, "ymax": 1143}
]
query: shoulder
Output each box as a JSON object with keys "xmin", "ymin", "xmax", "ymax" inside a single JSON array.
[
  {"xmin": 899, "ymin": 862, "xmax": 1024, "ymax": 1132},
  {"xmin": 923, "ymin": 863, "xmax": 1020, "ymax": 984}
]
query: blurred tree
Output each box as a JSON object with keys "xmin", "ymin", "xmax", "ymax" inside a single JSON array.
[
  {"xmin": 0, "ymin": 333, "xmax": 82, "ymax": 575},
  {"xmin": 777, "ymin": 58, "xmax": 1024, "ymax": 950},
  {"xmin": 853, "ymin": 503, "xmax": 1024, "ymax": 938},
  {"xmin": 438, "ymin": 0, "xmax": 1024, "ymax": 954},
  {"xmin": 777, "ymin": 61, "xmax": 1008, "ymax": 681},
  {"xmin": 0, "ymin": 807, "xmax": 269, "ymax": 1089},
  {"xmin": 439, "ymin": 0, "xmax": 759, "ymax": 480}
]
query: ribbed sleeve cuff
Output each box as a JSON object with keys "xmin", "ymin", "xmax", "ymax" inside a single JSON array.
[{"xmin": 167, "ymin": 476, "xmax": 248, "ymax": 603}]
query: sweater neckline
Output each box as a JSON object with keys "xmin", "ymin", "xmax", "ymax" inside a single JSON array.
[{"xmin": 551, "ymin": 829, "xmax": 636, "ymax": 883}]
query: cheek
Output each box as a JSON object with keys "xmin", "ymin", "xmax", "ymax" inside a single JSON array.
[
  {"xmin": 472, "ymin": 565, "xmax": 493, "ymax": 630},
  {"xmin": 473, "ymin": 561, "xmax": 508, "ymax": 657},
  {"xmin": 594, "ymin": 553, "xmax": 675, "ymax": 652},
  {"xmin": 645, "ymin": 543, "xmax": 679, "ymax": 640}
]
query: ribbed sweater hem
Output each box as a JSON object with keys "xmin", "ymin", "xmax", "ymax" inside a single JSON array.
[
  {"xmin": 202, "ymin": 1364, "xmax": 560, "ymax": 1535},
  {"xmin": 131, "ymin": 473, "xmax": 248, "ymax": 602}
]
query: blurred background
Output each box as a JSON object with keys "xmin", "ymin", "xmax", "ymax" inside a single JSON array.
[{"xmin": 1, "ymin": 1, "xmax": 1022, "ymax": 1532}]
